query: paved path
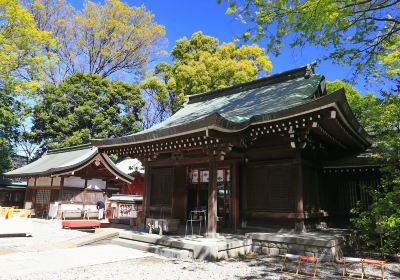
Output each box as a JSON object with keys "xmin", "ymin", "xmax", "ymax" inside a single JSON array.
[{"xmin": 0, "ymin": 244, "xmax": 155, "ymax": 279}]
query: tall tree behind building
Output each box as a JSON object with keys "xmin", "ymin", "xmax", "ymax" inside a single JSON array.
[
  {"xmin": 24, "ymin": 0, "xmax": 165, "ymax": 84},
  {"xmin": 140, "ymin": 31, "xmax": 272, "ymax": 129},
  {"xmin": 0, "ymin": 0, "xmax": 55, "ymax": 172},
  {"xmin": 32, "ymin": 72, "xmax": 144, "ymax": 149}
]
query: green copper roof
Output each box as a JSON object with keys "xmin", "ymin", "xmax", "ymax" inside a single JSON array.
[
  {"xmin": 3, "ymin": 144, "xmax": 133, "ymax": 181},
  {"xmin": 92, "ymin": 65, "xmax": 328, "ymax": 146},
  {"xmin": 146, "ymin": 73, "xmax": 322, "ymax": 131}
]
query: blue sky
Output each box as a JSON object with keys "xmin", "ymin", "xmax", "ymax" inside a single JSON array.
[{"xmin": 71, "ymin": 0, "xmax": 376, "ymax": 94}]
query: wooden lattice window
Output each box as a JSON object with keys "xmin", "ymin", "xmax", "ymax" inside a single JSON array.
[
  {"xmin": 85, "ymin": 191, "xmax": 104, "ymax": 204},
  {"xmin": 35, "ymin": 189, "xmax": 50, "ymax": 204},
  {"xmin": 62, "ymin": 189, "xmax": 83, "ymax": 203}
]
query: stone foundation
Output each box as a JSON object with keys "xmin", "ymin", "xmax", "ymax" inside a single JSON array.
[{"xmin": 247, "ymin": 232, "xmax": 345, "ymax": 262}]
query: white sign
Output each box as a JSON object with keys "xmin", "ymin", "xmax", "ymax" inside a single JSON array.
[{"xmin": 118, "ymin": 203, "xmax": 137, "ymax": 218}]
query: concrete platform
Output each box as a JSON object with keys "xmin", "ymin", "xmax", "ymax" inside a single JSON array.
[
  {"xmin": 247, "ymin": 230, "xmax": 346, "ymax": 261},
  {"xmin": 116, "ymin": 230, "xmax": 252, "ymax": 260}
]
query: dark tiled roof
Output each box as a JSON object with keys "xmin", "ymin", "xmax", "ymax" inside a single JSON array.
[{"xmin": 92, "ymin": 64, "xmax": 327, "ymax": 146}]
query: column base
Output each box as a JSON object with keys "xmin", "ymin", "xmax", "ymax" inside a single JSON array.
[{"xmin": 204, "ymin": 232, "xmax": 219, "ymax": 239}]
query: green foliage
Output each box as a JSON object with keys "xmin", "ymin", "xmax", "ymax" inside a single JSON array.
[
  {"xmin": 140, "ymin": 31, "xmax": 272, "ymax": 128},
  {"xmin": 0, "ymin": 138, "xmax": 12, "ymax": 173},
  {"xmin": 346, "ymin": 83, "xmax": 400, "ymax": 255},
  {"xmin": 350, "ymin": 189, "xmax": 400, "ymax": 254},
  {"xmin": 326, "ymin": 80, "xmax": 378, "ymax": 131},
  {"xmin": 0, "ymin": 0, "xmax": 54, "ymax": 172},
  {"xmin": 326, "ymin": 80, "xmax": 400, "ymax": 254},
  {"xmin": 219, "ymin": 0, "xmax": 400, "ymax": 80},
  {"xmin": 25, "ymin": 0, "xmax": 165, "ymax": 83},
  {"xmin": 0, "ymin": 0, "xmax": 55, "ymax": 92},
  {"xmin": 32, "ymin": 72, "xmax": 144, "ymax": 148}
]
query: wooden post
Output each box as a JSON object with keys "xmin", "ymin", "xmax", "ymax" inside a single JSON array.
[
  {"xmin": 59, "ymin": 177, "xmax": 64, "ymax": 201},
  {"xmin": 294, "ymin": 153, "xmax": 304, "ymax": 232},
  {"xmin": 206, "ymin": 155, "xmax": 218, "ymax": 238},
  {"xmin": 241, "ymin": 161, "xmax": 248, "ymax": 228},
  {"xmin": 142, "ymin": 159, "xmax": 151, "ymax": 229},
  {"xmin": 231, "ymin": 162, "xmax": 239, "ymax": 231}
]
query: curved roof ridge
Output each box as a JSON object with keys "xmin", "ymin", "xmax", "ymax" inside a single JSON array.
[
  {"xmin": 186, "ymin": 63, "xmax": 315, "ymax": 104},
  {"xmin": 47, "ymin": 143, "xmax": 94, "ymax": 155}
]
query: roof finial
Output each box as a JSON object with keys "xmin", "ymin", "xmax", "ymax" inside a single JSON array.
[{"xmin": 305, "ymin": 61, "xmax": 318, "ymax": 78}]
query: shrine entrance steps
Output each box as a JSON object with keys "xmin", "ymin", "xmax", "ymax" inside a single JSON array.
[
  {"xmin": 108, "ymin": 228, "xmax": 347, "ymax": 261},
  {"xmin": 110, "ymin": 230, "xmax": 252, "ymax": 260}
]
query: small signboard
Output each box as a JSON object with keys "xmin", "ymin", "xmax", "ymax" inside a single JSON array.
[{"xmin": 118, "ymin": 203, "xmax": 137, "ymax": 218}]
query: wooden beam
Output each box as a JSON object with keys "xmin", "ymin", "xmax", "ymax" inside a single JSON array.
[
  {"xmin": 149, "ymin": 156, "xmax": 209, "ymax": 167},
  {"xmin": 245, "ymin": 211, "xmax": 306, "ymax": 219}
]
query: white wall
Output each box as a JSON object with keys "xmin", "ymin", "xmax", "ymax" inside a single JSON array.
[
  {"xmin": 52, "ymin": 176, "xmax": 61, "ymax": 187},
  {"xmin": 64, "ymin": 176, "xmax": 85, "ymax": 188},
  {"xmin": 35, "ymin": 177, "xmax": 51, "ymax": 186},
  {"xmin": 87, "ymin": 179, "xmax": 106, "ymax": 190}
]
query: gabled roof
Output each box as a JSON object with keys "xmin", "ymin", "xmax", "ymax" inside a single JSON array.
[
  {"xmin": 3, "ymin": 144, "xmax": 133, "ymax": 182},
  {"xmin": 92, "ymin": 64, "xmax": 326, "ymax": 147},
  {"xmin": 4, "ymin": 144, "xmax": 97, "ymax": 177},
  {"xmin": 116, "ymin": 158, "xmax": 144, "ymax": 174}
]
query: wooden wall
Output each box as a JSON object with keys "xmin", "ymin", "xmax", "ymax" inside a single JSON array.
[
  {"xmin": 302, "ymin": 164, "xmax": 320, "ymax": 212},
  {"xmin": 149, "ymin": 167, "xmax": 174, "ymax": 218},
  {"xmin": 321, "ymin": 170, "xmax": 380, "ymax": 225},
  {"xmin": 242, "ymin": 160, "xmax": 299, "ymax": 227},
  {"xmin": 173, "ymin": 166, "xmax": 187, "ymax": 222}
]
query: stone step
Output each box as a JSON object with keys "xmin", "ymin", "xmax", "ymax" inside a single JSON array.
[{"xmin": 111, "ymin": 238, "xmax": 193, "ymax": 260}]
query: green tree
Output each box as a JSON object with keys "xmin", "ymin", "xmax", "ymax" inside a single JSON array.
[
  {"xmin": 326, "ymin": 80, "xmax": 378, "ymax": 132},
  {"xmin": 350, "ymin": 88, "xmax": 400, "ymax": 255},
  {"xmin": 219, "ymin": 0, "xmax": 400, "ymax": 79},
  {"xmin": 32, "ymin": 72, "xmax": 144, "ymax": 148},
  {"xmin": 140, "ymin": 31, "xmax": 272, "ymax": 128},
  {"xmin": 0, "ymin": 0, "xmax": 55, "ymax": 172},
  {"xmin": 25, "ymin": 0, "xmax": 165, "ymax": 83},
  {"xmin": 326, "ymin": 80, "xmax": 400, "ymax": 254}
]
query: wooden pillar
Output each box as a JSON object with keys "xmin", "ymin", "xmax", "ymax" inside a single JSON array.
[
  {"xmin": 240, "ymin": 161, "xmax": 248, "ymax": 228},
  {"xmin": 59, "ymin": 177, "xmax": 64, "ymax": 201},
  {"xmin": 294, "ymin": 153, "xmax": 304, "ymax": 232},
  {"xmin": 206, "ymin": 156, "xmax": 218, "ymax": 238},
  {"xmin": 229, "ymin": 162, "xmax": 239, "ymax": 231},
  {"xmin": 142, "ymin": 159, "xmax": 151, "ymax": 228}
]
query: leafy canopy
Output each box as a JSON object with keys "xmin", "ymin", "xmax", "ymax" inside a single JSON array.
[
  {"xmin": 0, "ymin": 0, "xmax": 55, "ymax": 172},
  {"xmin": 25, "ymin": 0, "xmax": 165, "ymax": 83},
  {"xmin": 327, "ymin": 80, "xmax": 400, "ymax": 254},
  {"xmin": 32, "ymin": 72, "xmax": 144, "ymax": 149},
  {"xmin": 326, "ymin": 80, "xmax": 378, "ymax": 132},
  {"xmin": 220, "ymin": 0, "xmax": 400, "ymax": 80},
  {"xmin": 140, "ymin": 31, "xmax": 272, "ymax": 128}
]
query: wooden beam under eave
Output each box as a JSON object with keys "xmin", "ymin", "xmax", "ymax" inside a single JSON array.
[{"xmin": 149, "ymin": 157, "xmax": 209, "ymax": 167}]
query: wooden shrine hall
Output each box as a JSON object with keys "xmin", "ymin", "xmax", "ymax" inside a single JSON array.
[
  {"xmin": 92, "ymin": 64, "xmax": 371, "ymax": 235},
  {"xmin": 4, "ymin": 144, "xmax": 133, "ymax": 218}
]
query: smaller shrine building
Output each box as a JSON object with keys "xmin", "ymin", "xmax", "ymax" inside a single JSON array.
[{"xmin": 4, "ymin": 144, "xmax": 133, "ymax": 218}]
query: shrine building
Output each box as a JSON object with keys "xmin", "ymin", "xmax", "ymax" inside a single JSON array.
[{"xmin": 90, "ymin": 64, "xmax": 372, "ymax": 235}]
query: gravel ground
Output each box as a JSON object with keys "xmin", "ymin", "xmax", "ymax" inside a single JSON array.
[
  {"xmin": 3, "ymin": 252, "xmax": 400, "ymax": 280},
  {"xmin": 1, "ymin": 219, "xmax": 399, "ymax": 280},
  {"xmin": 0, "ymin": 218, "xmax": 89, "ymax": 249}
]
